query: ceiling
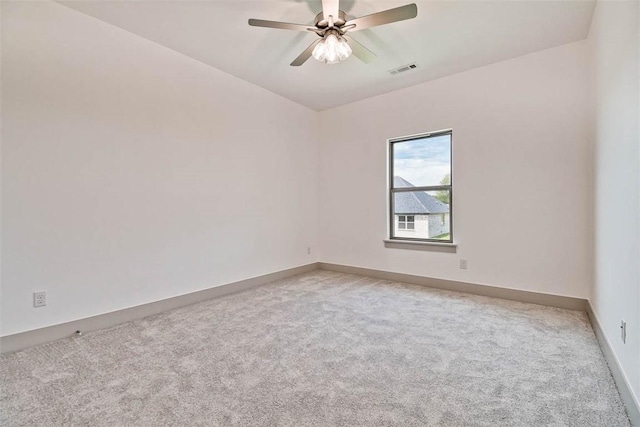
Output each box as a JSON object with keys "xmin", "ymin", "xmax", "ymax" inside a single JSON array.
[{"xmin": 57, "ymin": 0, "xmax": 596, "ymax": 111}]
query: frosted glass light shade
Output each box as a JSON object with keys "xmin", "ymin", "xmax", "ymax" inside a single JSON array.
[
  {"xmin": 324, "ymin": 34, "xmax": 339, "ymax": 64},
  {"xmin": 336, "ymin": 37, "xmax": 352, "ymax": 60},
  {"xmin": 312, "ymin": 41, "xmax": 326, "ymax": 62}
]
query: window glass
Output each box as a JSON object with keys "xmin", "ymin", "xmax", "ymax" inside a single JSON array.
[{"xmin": 392, "ymin": 135, "xmax": 451, "ymax": 188}]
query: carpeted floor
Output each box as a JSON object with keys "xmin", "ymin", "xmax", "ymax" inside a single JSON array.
[{"xmin": 0, "ymin": 270, "xmax": 630, "ymax": 426}]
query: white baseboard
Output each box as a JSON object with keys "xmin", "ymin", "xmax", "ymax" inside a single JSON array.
[
  {"xmin": 319, "ymin": 262, "xmax": 587, "ymax": 310},
  {"xmin": 0, "ymin": 263, "xmax": 319, "ymax": 354},
  {"xmin": 586, "ymin": 301, "xmax": 640, "ymax": 426}
]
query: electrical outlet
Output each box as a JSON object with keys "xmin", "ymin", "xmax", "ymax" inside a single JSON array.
[
  {"xmin": 307, "ymin": 247, "xmax": 311, "ymax": 255},
  {"xmin": 621, "ymin": 320, "xmax": 626, "ymax": 343},
  {"xmin": 459, "ymin": 259, "xmax": 468, "ymax": 269},
  {"xmin": 33, "ymin": 291, "xmax": 46, "ymax": 307}
]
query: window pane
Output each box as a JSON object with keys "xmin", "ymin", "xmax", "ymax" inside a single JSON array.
[
  {"xmin": 392, "ymin": 190, "xmax": 451, "ymax": 240},
  {"xmin": 392, "ymin": 134, "xmax": 451, "ymax": 188}
]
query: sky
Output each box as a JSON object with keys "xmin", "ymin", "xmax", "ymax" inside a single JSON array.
[{"xmin": 393, "ymin": 134, "xmax": 450, "ymax": 187}]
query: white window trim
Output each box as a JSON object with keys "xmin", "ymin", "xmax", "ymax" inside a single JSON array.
[{"xmin": 387, "ymin": 129, "xmax": 454, "ymax": 245}]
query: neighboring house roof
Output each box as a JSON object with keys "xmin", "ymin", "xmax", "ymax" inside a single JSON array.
[{"xmin": 394, "ymin": 176, "xmax": 449, "ymax": 214}]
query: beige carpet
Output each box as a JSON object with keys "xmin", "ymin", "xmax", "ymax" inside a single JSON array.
[{"xmin": 0, "ymin": 270, "xmax": 630, "ymax": 426}]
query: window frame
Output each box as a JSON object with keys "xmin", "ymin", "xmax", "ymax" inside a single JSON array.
[{"xmin": 388, "ymin": 129, "xmax": 453, "ymax": 243}]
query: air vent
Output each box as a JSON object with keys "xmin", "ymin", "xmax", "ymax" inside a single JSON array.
[{"xmin": 389, "ymin": 63, "xmax": 418, "ymax": 75}]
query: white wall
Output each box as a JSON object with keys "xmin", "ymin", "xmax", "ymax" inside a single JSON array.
[
  {"xmin": 318, "ymin": 41, "xmax": 592, "ymax": 299},
  {"xmin": 588, "ymin": 0, "xmax": 640, "ymax": 406},
  {"xmin": 0, "ymin": 1, "xmax": 318, "ymax": 336}
]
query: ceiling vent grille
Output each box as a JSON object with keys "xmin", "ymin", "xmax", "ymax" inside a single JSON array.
[{"xmin": 389, "ymin": 63, "xmax": 418, "ymax": 75}]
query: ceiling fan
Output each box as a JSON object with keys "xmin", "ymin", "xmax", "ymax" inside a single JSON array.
[{"xmin": 248, "ymin": 0, "xmax": 418, "ymax": 66}]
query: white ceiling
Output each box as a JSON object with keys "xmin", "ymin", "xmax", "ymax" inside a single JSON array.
[{"xmin": 57, "ymin": 0, "xmax": 596, "ymax": 111}]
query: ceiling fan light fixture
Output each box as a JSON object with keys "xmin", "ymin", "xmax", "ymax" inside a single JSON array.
[{"xmin": 312, "ymin": 32, "xmax": 352, "ymax": 64}]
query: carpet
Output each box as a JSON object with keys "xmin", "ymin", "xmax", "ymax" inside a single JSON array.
[{"xmin": 0, "ymin": 270, "xmax": 630, "ymax": 426}]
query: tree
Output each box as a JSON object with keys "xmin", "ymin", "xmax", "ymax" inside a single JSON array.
[{"xmin": 435, "ymin": 173, "xmax": 450, "ymax": 204}]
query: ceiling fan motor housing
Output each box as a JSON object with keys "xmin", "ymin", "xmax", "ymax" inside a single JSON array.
[{"xmin": 314, "ymin": 10, "xmax": 348, "ymax": 29}]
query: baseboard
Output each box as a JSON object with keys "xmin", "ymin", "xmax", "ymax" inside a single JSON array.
[
  {"xmin": 586, "ymin": 301, "xmax": 640, "ymax": 426},
  {"xmin": 318, "ymin": 262, "xmax": 587, "ymax": 311},
  {"xmin": 0, "ymin": 262, "xmax": 319, "ymax": 354}
]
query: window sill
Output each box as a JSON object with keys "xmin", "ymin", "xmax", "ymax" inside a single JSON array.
[{"xmin": 383, "ymin": 239, "xmax": 457, "ymax": 253}]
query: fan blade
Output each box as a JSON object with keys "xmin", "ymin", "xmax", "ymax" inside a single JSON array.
[
  {"xmin": 346, "ymin": 4, "xmax": 417, "ymax": 32},
  {"xmin": 291, "ymin": 39, "xmax": 322, "ymax": 66},
  {"xmin": 248, "ymin": 19, "xmax": 313, "ymax": 32},
  {"xmin": 344, "ymin": 36, "xmax": 376, "ymax": 63},
  {"xmin": 322, "ymin": 0, "xmax": 340, "ymax": 22}
]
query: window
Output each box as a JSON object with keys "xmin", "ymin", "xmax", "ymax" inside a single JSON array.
[
  {"xmin": 398, "ymin": 215, "xmax": 415, "ymax": 230},
  {"xmin": 389, "ymin": 130, "xmax": 452, "ymax": 242}
]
